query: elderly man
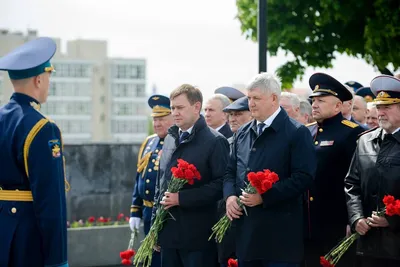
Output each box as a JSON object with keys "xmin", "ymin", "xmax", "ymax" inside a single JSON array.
[
  {"xmin": 366, "ymin": 103, "xmax": 379, "ymax": 129},
  {"xmin": 224, "ymin": 72, "xmax": 316, "ymax": 267},
  {"xmin": 304, "ymin": 73, "xmax": 365, "ymax": 267},
  {"xmin": 352, "ymin": 95, "xmax": 368, "ymax": 125},
  {"xmin": 205, "ymin": 94, "xmax": 233, "ymax": 138},
  {"xmin": 0, "ymin": 38, "xmax": 69, "ymax": 267},
  {"xmin": 345, "ymin": 75, "xmax": 400, "ymax": 267},
  {"xmin": 298, "ymin": 99, "xmax": 313, "ymax": 125},
  {"xmin": 218, "ymin": 96, "xmax": 252, "ymax": 267},
  {"xmin": 129, "ymin": 94, "xmax": 173, "ymax": 267},
  {"xmin": 280, "ymin": 92, "xmax": 301, "ymax": 120}
]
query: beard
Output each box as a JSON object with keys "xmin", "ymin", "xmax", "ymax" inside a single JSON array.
[{"xmin": 378, "ymin": 118, "xmax": 392, "ymax": 131}]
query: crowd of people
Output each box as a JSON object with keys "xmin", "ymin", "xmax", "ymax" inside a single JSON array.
[{"xmin": 0, "ymin": 37, "xmax": 399, "ymax": 267}]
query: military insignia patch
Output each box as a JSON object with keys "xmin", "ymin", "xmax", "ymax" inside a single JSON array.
[
  {"xmin": 48, "ymin": 139, "xmax": 61, "ymax": 158},
  {"xmin": 341, "ymin": 120, "xmax": 359, "ymax": 128},
  {"xmin": 320, "ymin": 140, "xmax": 334, "ymax": 146}
]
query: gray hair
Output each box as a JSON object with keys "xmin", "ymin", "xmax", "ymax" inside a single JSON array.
[
  {"xmin": 208, "ymin": 93, "xmax": 231, "ymax": 109},
  {"xmin": 281, "ymin": 92, "xmax": 300, "ymax": 109},
  {"xmin": 246, "ymin": 72, "xmax": 281, "ymax": 100},
  {"xmin": 299, "ymin": 99, "xmax": 312, "ymax": 116},
  {"xmin": 354, "ymin": 95, "xmax": 367, "ymax": 109}
]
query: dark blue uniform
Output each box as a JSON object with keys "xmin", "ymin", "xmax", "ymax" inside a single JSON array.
[
  {"xmin": 131, "ymin": 134, "xmax": 163, "ymax": 233},
  {"xmin": 0, "ymin": 37, "xmax": 69, "ymax": 267},
  {"xmin": 130, "ymin": 94, "xmax": 171, "ymax": 267},
  {"xmin": 304, "ymin": 73, "xmax": 365, "ymax": 267}
]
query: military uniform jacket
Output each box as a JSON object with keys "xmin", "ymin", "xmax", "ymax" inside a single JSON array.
[
  {"xmin": 152, "ymin": 116, "xmax": 230, "ymax": 250},
  {"xmin": 305, "ymin": 112, "xmax": 364, "ymax": 241},
  {"xmin": 345, "ymin": 128, "xmax": 400, "ymax": 260},
  {"xmin": 0, "ymin": 93, "xmax": 68, "ymax": 267},
  {"xmin": 131, "ymin": 134, "xmax": 163, "ymax": 222},
  {"xmin": 223, "ymin": 109, "xmax": 316, "ymax": 262}
]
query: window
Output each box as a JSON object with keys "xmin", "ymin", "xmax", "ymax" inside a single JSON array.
[
  {"xmin": 112, "ymin": 102, "xmax": 147, "ymax": 116},
  {"xmin": 56, "ymin": 120, "xmax": 91, "ymax": 134},
  {"xmin": 136, "ymin": 84, "xmax": 146, "ymax": 97},
  {"xmin": 41, "ymin": 101, "xmax": 91, "ymax": 115},
  {"xmin": 52, "ymin": 63, "xmax": 92, "ymax": 78},
  {"xmin": 49, "ymin": 82, "xmax": 90, "ymax": 97},
  {"xmin": 111, "ymin": 120, "xmax": 147, "ymax": 133},
  {"xmin": 113, "ymin": 64, "xmax": 145, "ymax": 79}
]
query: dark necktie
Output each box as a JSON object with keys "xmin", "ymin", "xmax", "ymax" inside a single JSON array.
[
  {"xmin": 179, "ymin": 131, "xmax": 189, "ymax": 144},
  {"xmin": 258, "ymin": 122, "xmax": 266, "ymax": 136}
]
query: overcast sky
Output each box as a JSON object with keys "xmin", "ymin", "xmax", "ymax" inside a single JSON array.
[{"xmin": 0, "ymin": 0, "xmax": 386, "ymax": 100}]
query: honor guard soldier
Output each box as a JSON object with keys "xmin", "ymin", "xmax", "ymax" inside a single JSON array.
[
  {"xmin": 129, "ymin": 95, "xmax": 173, "ymax": 267},
  {"xmin": 304, "ymin": 73, "xmax": 365, "ymax": 267},
  {"xmin": 0, "ymin": 38, "xmax": 69, "ymax": 267}
]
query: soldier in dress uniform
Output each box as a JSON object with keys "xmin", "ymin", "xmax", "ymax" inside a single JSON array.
[
  {"xmin": 129, "ymin": 94, "xmax": 173, "ymax": 267},
  {"xmin": 304, "ymin": 73, "xmax": 365, "ymax": 267},
  {"xmin": 0, "ymin": 38, "xmax": 69, "ymax": 267},
  {"xmin": 355, "ymin": 87, "xmax": 375, "ymax": 103}
]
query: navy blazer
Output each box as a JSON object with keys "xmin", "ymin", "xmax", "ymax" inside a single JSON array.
[
  {"xmin": 152, "ymin": 116, "xmax": 230, "ymax": 250},
  {"xmin": 223, "ymin": 108, "xmax": 316, "ymax": 262}
]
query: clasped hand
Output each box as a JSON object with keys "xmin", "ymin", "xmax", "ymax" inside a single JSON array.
[{"xmin": 160, "ymin": 192, "xmax": 179, "ymax": 210}]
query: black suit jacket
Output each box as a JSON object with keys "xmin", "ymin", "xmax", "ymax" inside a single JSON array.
[
  {"xmin": 223, "ymin": 108, "xmax": 316, "ymax": 262},
  {"xmin": 218, "ymin": 123, "xmax": 233, "ymax": 139},
  {"xmin": 152, "ymin": 115, "xmax": 230, "ymax": 250}
]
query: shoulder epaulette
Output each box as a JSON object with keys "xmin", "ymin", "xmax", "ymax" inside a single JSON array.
[
  {"xmin": 305, "ymin": 121, "xmax": 317, "ymax": 127},
  {"xmin": 341, "ymin": 120, "xmax": 359, "ymax": 128},
  {"xmin": 137, "ymin": 134, "xmax": 156, "ymax": 162},
  {"xmin": 358, "ymin": 126, "xmax": 379, "ymax": 137}
]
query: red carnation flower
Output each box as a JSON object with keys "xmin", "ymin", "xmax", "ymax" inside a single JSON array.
[
  {"xmin": 320, "ymin": 256, "xmax": 335, "ymax": 267},
  {"xmin": 261, "ymin": 179, "xmax": 273, "ymax": 192},
  {"xmin": 383, "ymin": 195, "xmax": 395, "ymax": 206},
  {"xmin": 227, "ymin": 258, "xmax": 238, "ymax": 267},
  {"xmin": 117, "ymin": 213, "xmax": 124, "ymax": 221},
  {"xmin": 121, "ymin": 259, "xmax": 132, "ymax": 265},
  {"xmin": 88, "ymin": 216, "xmax": 95, "ymax": 223},
  {"xmin": 177, "ymin": 159, "xmax": 189, "ymax": 169}
]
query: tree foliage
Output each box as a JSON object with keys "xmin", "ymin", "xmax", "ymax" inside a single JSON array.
[{"xmin": 236, "ymin": 0, "xmax": 400, "ymax": 88}]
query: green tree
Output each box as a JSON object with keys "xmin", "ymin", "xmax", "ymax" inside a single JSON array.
[{"xmin": 236, "ymin": 0, "xmax": 400, "ymax": 89}]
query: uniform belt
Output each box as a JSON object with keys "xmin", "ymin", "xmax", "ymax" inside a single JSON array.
[
  {"xmin": 143, "ymin": 200, "xmax": 154, "ymax": 208},
  {"xmin": 0, "ymin": 189, "xmax": 33, "ymax": 202}
]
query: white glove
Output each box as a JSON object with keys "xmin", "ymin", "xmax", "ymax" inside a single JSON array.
[{"xmin": 129, "ymin": 217, "xmax": 141, "ymax": 232}]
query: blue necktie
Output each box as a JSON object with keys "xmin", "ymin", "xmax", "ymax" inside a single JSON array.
[
  {"xmin": 258, "ymin": 122, "xmax": 266, "ymax": 136},
  {"xmin": 179, "ymin": 131, "xmax": 189, "ymax": 144}
]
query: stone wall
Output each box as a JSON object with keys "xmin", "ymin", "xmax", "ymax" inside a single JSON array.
[{"xmin": 64, "ymin": 143, "xmax": 141, "ymax": 221}]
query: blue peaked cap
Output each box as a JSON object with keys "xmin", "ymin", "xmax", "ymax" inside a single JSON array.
[
  {"xmin": 0, "ymin": 37, "xmax": 57, "ymax": 80},
  {"xmin": 148, "ymin": 94, "xmax": 171, "ymax": 117}
]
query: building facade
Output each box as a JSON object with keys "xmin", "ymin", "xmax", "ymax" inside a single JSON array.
[{"xmin": 0, "ymin": 29, "xmax": 148, "ymax": 143}]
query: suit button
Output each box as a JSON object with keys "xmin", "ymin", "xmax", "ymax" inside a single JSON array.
[
  {"xmin": 146, "ymin": 179, "xmax": 150, "ymax": 183},
  {"xmin": 314, "ymin": 141, "xmax": 319, "ymax": 145},
  {"xmin": 319, "ymin": 128, "xmax": 323, "ymax": 132},
  {"xmin": 145, "ymin": 190, "xmax": 150, "ymax": 194},
  {"xmin": 310, "ymin": 197, "xmax": 314, "ymax": 201},
  {"xmin": 148, "ymin": 169, "xmax": 152, "ymax": 172},
  {"xmin": 11, "ymin": 207, "xmax": 17, "ymax": 214}
]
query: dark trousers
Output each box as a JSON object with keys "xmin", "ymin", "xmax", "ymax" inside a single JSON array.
[
  {"xmin": 356, "ymin": 256, "xmax": 400, "ymax": 267},
  {"xmin": 161, "ymin": 247, "xmax": 218, "ymax": 267},
  {"xmin": 303, "ymin": 239, "xmax": 356, "ymax": 267},
  {"xmin": 239, "ymin": 260, "xmax": 299, "ymax": 267},
  {"xmin": 144, "ymin": 220, "xmax": 161, "ymax": 267}
]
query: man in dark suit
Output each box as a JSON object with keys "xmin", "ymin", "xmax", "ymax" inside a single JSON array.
[
  {"xmin": 205, "ymin": 93, "xmax": 233, "ymax": 138},
  {"xmin": 304, "ymin": 73, "xmax": 365, "ymax": 267},
  {"xmin": 152, "ymin": 84, "xmax": 230, "ymax": 267},
  {"xmin": 224, "ymin": 72, "xmax": 316, "ymax": 267}
]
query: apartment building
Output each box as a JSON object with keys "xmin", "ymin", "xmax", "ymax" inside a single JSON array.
[{"xmin": 0, "ymin": 29, "xmax": 148, "ymax": 143}]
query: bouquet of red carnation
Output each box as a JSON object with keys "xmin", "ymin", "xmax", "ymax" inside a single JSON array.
[
  {"xmin": 209, "ymin": 169, "xmax": 279, "ymax": 243},
  {"xmin": 119, "ymin": 229, "xmax": 138, "ymax": 265},
  {"xmin": 320, "ymin": 195, "xmax": 400, "ymax": 267},
  {"xmin": 227, "ymin": 258, "xmax": 238, "ymax": 267},
  {"xmin": 134, "ymin": 159, "xmax": 201, "ymax": 267}
]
